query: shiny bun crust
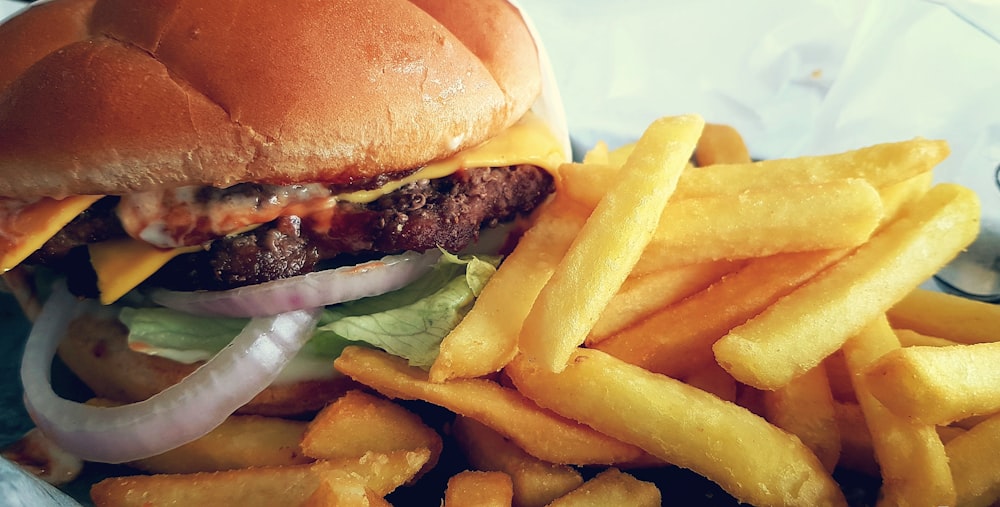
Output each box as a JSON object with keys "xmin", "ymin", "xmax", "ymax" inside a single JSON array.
[
  {"xmin": 0, "ymin": 0, "xmax": 540, "ymax": 198},
  {"xmin": 57, "ymin": 314, "xmax": 356, "ymax": 416}
]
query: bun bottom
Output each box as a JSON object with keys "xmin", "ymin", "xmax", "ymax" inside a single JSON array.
[{"xmin": 56, "ymin": 314, "xmax": 355, "ymax": 417}]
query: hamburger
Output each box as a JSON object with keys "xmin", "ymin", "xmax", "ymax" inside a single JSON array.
[{"xmin": 0, "ymin": 0, "xmax": 568, "ymax": 463}]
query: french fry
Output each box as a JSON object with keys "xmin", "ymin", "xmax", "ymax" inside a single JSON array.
[
  {"xmin": 887, "ymin": 288, "xmax": 1000, "ymax": 345},
  {"xmin": 91, "ymin": 456, "xmax": 417, "ymax": 507},
  {"xmin": 863, "ymin": 341, "xmax": 1000, "ymax": 425},
  {"xmin": 633, "ymin": 179, "xmax": 883, "ymax": 271},
  {"xmin": 946, "ymin": 412, "xmax": 1000, "ymax": 507},
  {"xmin": 452, "ymin": 416, "xmax": 583, "ymax": 507},
  {"xmin": 506, "ymin": 349, "xmax": 847, "ymax": 507},
  {"xmin": 894, "ymin": 328, "xmax": 959, "ymax": 347},
  {"xmin": 761, "ymin": 363, "xmax": 841, "ymax": 472},
  {"xmin": 562, "ymin": 138, "xmax": 947, "ymax": 209},
  {"xmin": 714, "ymin": 183, "xmax": 980, "ymax": 390},
  {"xmin": 518, "ymin": 114, "xmax": 704, "ymax": 372},
  {"xmin": 842, "ymin": 316, "xmax": 955, "ymax": 507},
  {"xmin": 301, "ymin": 475, "xmax": 389, "ymax": 507},
  {"xmin": 694, "ymin": 123, "xmax": 751, "ymax": 166},
  {"xmin": 545, "ymin": 468, "xmax": 661, "ymax": 507},
  {"xmin": 581, "ymin": 141, "xmax": 610, "ymax": 164},
  {"xmin": 593, "ymin": 248, "xmax": 849, "ymax": 378},
  {"xmin": 443, "ymin": 470, "xmax": 514, "ymax": 507},
  {"xmin": 833, "ymin": 402, "xmax": 877, "ymax": 476},
  {"xmin": 82, "ymin": 399, "xmax": 311, "ymax": 475},
  {"xmin": 335, "ymin": 346, "xmax": 655, "ymax": 466},
  {"xmin": 681, "ymin": 361, "xmax": 737, "ymax": 403},
  {"xmin": 876, "ymin": 170, "xmax": 933, "ymax": 224},
  {"xmin": 301, "ymin": 390, "xmax": 442, "ymax": 479},
  {"xmin": 129, "ymin": 414, "xmax": 310, "ymax": 474},
  {"xmin": 588, "ymin": 258, "xmax": 741, "ymax": 342},
  {"xmin": 429, "ymin": 195, "xmax": 587, "ymax": 382}
]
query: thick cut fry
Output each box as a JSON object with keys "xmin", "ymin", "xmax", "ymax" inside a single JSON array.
[
  {"xmin": 519, "ymin": 114, "xmax": 704, "ymax": 372},
  {"xmin": 126, "ymin": 414, "xmax": 309, "ymax": 474},
  {"xmin": 681, "ymin": 361, "xmax": 737, "ymax": 402},
  {"xmin": 842, "ymin": 317, "xmax": 955, "ymax": 507},
  {"xmin": 443, "ymin": 470, "xmax": 514, "ymax": 507},
  {"xmin": 506, "ymin": 349, "xmax": 847, "ymax": 507},
  {"xmin": 335, "ymin": 346, "xmax": 654, "ymax": 466},
  {"xmin": 588, "ymin": 258, "xmax": 741, "ymax": 342},
  {"xmin": 581, "ymin": 141, "xmax": 609, "ymax": 164},
  {"xmin": 762, "ymin": 363, "xmax": 841, "ymax": 472},
  {"xmin": 453, "ymin": 416, "xmax": 583, "ymax": 507},
  {"xmin": 563, "ymin": 138, "xmax": 947, "ymax": 209},
  {"xmin": 714, "ymin": 184, "xmax": 981, "ymax": 389},
  {"xmin": 634, "ymin": 179, "xmax": 883, "ymax": 271},
  {"xmin": 594, "ymin": 249, "xmax": 848, "ymax": 378},
  {"xmin": 864, "ymin": 341, "xmax": 1000, "ymax": 425},
  {"xmin": 694, "ymin": 123, "xmax": 751, "ymax": 166},
  {"xmin": 429, "ymin": 196, "xmax": 587, "ymax": 382},
  {"xmin": 894, "ymin": 328, "xmax": 959, "ymax": 347},
  {"xmin": 90, "ymin": 456, "xmax": 419, "ymax": 507},
  {"xmin": 545, "ymin": 468, "xmax": 660, "ymax": 507},
  {"xmin": 876, "ymin": 170, "xmax": 933, "ymax": 225},
  {"xmin": 301, "ymin": 390, "xmax": 442, "ymax": 478},
  {"xmin": 887, "ymin": 288, "xmax": 1000, "ymax": 345},
  {"xmin": 947, "ymin": 412, "xmax": 1000, "ymax": 507},
  {"xmin": 302, "ymin": 475, "xmax": 389, "ymax": 507},
  {"xmin": 833, "ymin": 402, "xmax": 877, "ymax": 476}
]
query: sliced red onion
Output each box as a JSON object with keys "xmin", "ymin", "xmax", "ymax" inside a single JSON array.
[
  {"xmin": 150, "ymin": 250, "xmax": 442, "ymax": 317},
  {"xmin": 20, "ymin": 282, "xmax": 320, "ymax": 464}
]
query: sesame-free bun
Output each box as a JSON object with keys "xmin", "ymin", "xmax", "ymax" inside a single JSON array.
[{"xmin": 0, "ymin": 0, "xmax": 541, "ymax": 198}]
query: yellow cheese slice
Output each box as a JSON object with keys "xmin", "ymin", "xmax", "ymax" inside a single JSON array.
[
  {"xmin": 339, "ymin": 112, "xmax": 567, "ymax": 203},
  {"xmin": 0, "ymin": 195, "xmax": 103, "ymax": 273},
  {"xmin": 88, "ymin": 113, "xmax": 567, "ymax": 304},
  {"xmin": 89, "ymin": 239, "xmax": 201, "ymax": 305}
]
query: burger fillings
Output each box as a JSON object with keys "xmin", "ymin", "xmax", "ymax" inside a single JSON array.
[{"xmin": 0, "ymin": 0, "xmax": 569, "ymax": 463}]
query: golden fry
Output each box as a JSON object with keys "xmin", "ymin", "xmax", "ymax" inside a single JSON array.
[
  {"xmin": 594, "ymin": 249, "xmax": 848, "ymax": 378},
  {"xmin": 430, "ymin": 196, "xmax": 587, "ymax": 382},
  {"xmin": 519, "ymin": 114, "xmax": 704, "ymax": 372},
  {"xmin": 947, "ymin": 412, "xmax": 1000, "ymax": 507},
  {"xmin": 335, "ymin": 346, "xmax": 654, "ymax": 466},
  {"xmin": 694, "ymin": 123, "xmax": 751, "ymax": 166},
  {"xmin": 453, "ymin": 417, "xmax": 583, "ymax": 507},
  {"xmin": 843, "ymin": 316, "xmax": 955, "ymax": 507},
  {"xmin": 634, "ymin": 179, "xmax": 882, "ymax": 271},
  {"xmin": 564, "ymin": 138, "xmax": 947, "ymax": 209},
  {"xmin": 761, "ymin": 363, "xmax": 841, "ymax": 472},
  {"xmin": 887, "ymin": 288, "xmax": 1000, "ymax": 345},
  {"xmin": 506, "ymin": 349, "xmax": 847, "ymax": 507},
  {"xmin": 864, "ymin": 341, "xmax": 1000, "ymax": 425},
  {"xmin": 545, "ymin": 468, "xmax": 660, "ymax": 507},
  {"xmin": 588, "ymin": 258, "xmax": 741, "ymax": 342},
  {"xmin": 301, "ymin": 390, "xmax": 442, "ymax": 479},
  {"xmin": 91, "ymin": 457, "xmax": 415, "ymax": 507},
  {"xmin": 127, "ymin": 414, "xmax": 309, "ymax": 474},
  {"xmin": 443, "ymin": 470, "xmax": 514, "ymax": 507},
  {"xmin": 714, "ymin": 184, "xmax": 980, "ymax": 389},
  {"xmin": 581, "ymin": 141, "xmax": 610, "ymax": 164},
  {"xmin": 894, "ymin": 328, "xmax": 959, "ymax": 347}
]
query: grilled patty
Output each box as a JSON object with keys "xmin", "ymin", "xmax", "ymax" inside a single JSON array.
[{"xmin": 31, "ymin": 165, "xmax": 554, "ymax": 295}]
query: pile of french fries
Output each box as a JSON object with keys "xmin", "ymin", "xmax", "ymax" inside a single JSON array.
[{"xmin": 89, "ymin": 116, "xmax": 1000, "ymax": 507}]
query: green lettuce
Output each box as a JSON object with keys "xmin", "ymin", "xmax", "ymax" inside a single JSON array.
[{"xmin": 121, "ymin": 252, "xmax": 498, "ymax": 369}]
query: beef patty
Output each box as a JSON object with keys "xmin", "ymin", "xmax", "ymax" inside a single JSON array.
[{"xmin": 30, "ymin": 165, "xmax": 554, "ymax": 295}]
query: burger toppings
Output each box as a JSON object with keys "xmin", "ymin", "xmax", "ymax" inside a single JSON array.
[{"xmin": 21, "ymin": 281, "xmax": 322, "ymax": 463}]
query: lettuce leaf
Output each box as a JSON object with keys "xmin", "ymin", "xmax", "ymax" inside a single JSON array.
[{"xmin": 122, "ymin": 252, "xmax": 498, "ymax": 369}]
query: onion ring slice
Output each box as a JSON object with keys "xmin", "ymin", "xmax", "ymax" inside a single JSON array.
[
  {"xmin": 151, "ymin": 250, "xmax": 442, "ymax": 317},
  {"xmin": 20, "ymin": 282, "xmax": 320, "ymax": 463}
]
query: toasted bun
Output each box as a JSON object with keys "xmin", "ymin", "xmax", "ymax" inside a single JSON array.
[
  {"xmin": 57, "ymin": 314, "xmax": 355, "ymax": 416},
  {"xmin": 0, "ymin": 0, "xmax": 540, "ymax": 198}
]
